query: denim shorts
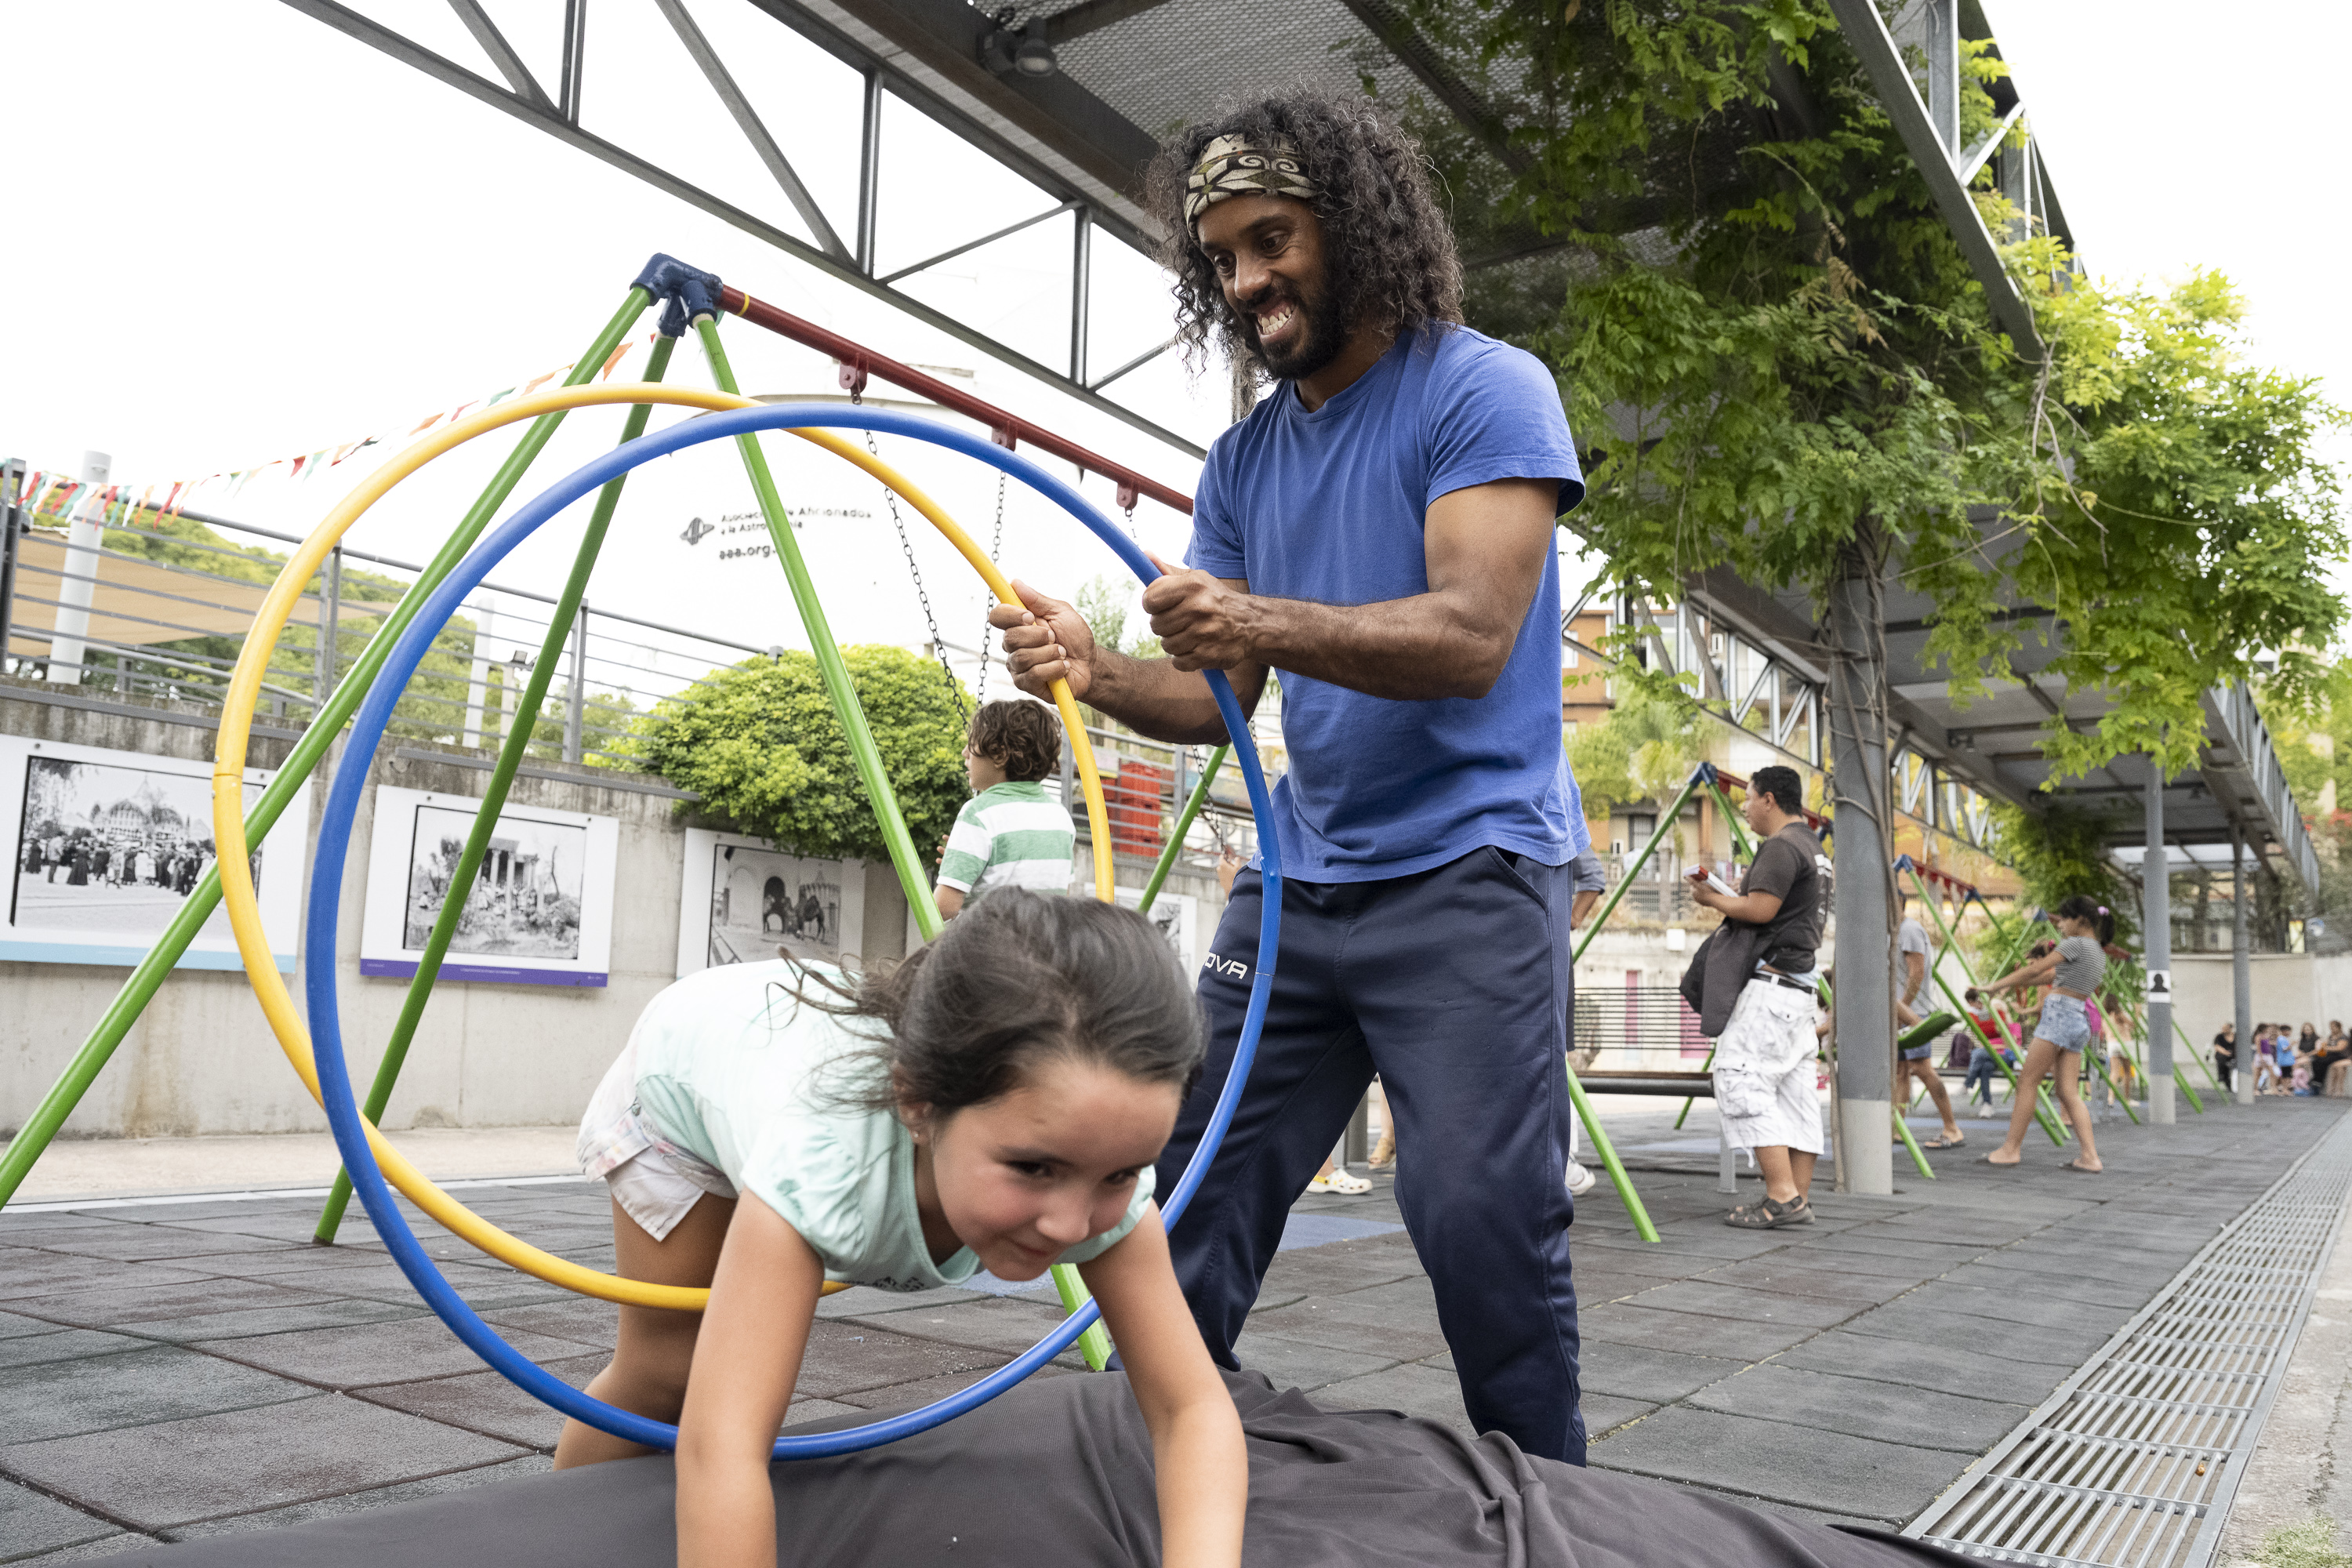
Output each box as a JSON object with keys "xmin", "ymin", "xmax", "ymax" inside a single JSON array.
[
  {"xmin": 1899, "ymin": 1041, "xmax": 1936, "ymax": 1062},
  {"xmin": 2035, "ymin": 993, "xmax": 2092, "ymax": 1053}
]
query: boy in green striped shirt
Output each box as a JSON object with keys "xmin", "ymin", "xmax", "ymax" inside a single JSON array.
[{"xmin": 935, "ymin": 699, "xmax": 1076, "ymax": 921}]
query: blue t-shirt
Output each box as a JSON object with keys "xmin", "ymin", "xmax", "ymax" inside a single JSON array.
[{"xmin": 1188, "ymin": 325, "xmax": 1589, "ymax": 882}]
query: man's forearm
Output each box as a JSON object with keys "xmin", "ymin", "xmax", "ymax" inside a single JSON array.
[
  {"xmin": 1087, "ymin": 648, "xmax": 1252, "ymax": 745},
  {"xmin": 1240, "ymin": 591, "xmax": 1512, "ymax": 702}
]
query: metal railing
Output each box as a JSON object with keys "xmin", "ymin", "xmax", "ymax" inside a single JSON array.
[
  {"xmin": 1572, "ymin": 987, "xmax": 1711, "ymax": 1071},
  {"xmin": 0, "ymin": 488, "xmax": 1268, "ymax": 879}
]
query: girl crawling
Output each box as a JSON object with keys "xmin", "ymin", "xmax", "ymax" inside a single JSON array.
[{"xmin": 554, "ymin": 891, "xmax": 1246, "ymax": 1568}]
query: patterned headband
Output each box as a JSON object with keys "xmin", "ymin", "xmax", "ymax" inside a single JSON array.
[{"xmin": 1184, "ymin": 133, "xmax": 1320, "ymax": 230}]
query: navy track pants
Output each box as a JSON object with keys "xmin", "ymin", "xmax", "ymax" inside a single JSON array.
[{"xmin": 1157, "ymin": 845, "xmax": 1586, "ymax": 1464}]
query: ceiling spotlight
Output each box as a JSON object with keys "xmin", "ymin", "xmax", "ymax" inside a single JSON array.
[
  {"xmin": 982, "ymin": 19, "xmax": 1057, "ymax": 78},
  {"xmin": 1014, "ymin": 29, "xmax": 1058, "ymax": 75}
]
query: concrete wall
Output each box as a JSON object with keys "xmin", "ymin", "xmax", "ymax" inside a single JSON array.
[
  {"xmin": 2173, "ymin": 951, "xmax": 2352, "ymax": 1043},
  {"xmin": 0, "ymin": 684, "xmax": 910, "ymax": 1139}
]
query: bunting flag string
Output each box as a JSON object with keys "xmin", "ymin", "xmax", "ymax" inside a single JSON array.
[{"xmin": 9, "ymin": 332, "xmax": 662, "ymax": 531}]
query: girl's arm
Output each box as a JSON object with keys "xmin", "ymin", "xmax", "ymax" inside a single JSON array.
[
  {"xmin": 1984, "ymin": 953, "xmax": 2059, "ymax": 995},
  {"xmin": 1080, "ymin": 1206, "xmax": 1247, "ymax": 1568},
  {"xmin": 675, "ymin": 1193, "xmax": 825, "ymax": 1568}
]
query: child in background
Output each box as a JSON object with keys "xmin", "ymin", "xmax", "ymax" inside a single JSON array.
[
  {"xmin": 935, "ymin": 700, "xmax": 1076, "ymax": 923},
  {"xmin": 1961, "ymin": 989, "xmax": 2005, "ymax": 1117},
  {"xmin": 561, "ymin": 892, "xmax": 1246, "ymax": 1568}
]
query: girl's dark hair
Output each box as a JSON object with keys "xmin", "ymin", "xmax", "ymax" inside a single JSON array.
[
  {"xmin": 2053, "ymin": 895, "xmax": 2116, "ymax": 946},
  {"xmin": 804, "ymin": 890, "xmax": 1202, "ymax": 1121},
  {"xmin": 965, "ymin": 699, "xmax": 1062, "ymax": 783},
  {"xmin": 1143, "ymin": 92, "xmax": 1463, "ymax": 383}
]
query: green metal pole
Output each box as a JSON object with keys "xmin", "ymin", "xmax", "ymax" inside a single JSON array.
[
  {"xmin": 696, "ymin": 318, "xmax": 1108, "ymax": 1364},
  {"xmin": 2091, "ymin": 1045, "xmax": 2141, "ymax": 1124},
  {"xmin": 693, "ymin": 318, "xmax": 937, "ymax": 942},
  {"xmin": 1672, "ymin": 1046, "xmax": 1715, "ymax": 1130},
  {"xmin": 1559, "ymin": 769, "xmax": 1707, "ymax": 1242},
  {"xmin": 1893, "ymin": 1112, "xmax": 1936, "ymax": 1180},
  {"xmin": 1051, "ymin": 1258, "xmax": 1115, "ymax": 1370},
  {"xmin": 2172, "ymin": 1015, "xmax": 2227, "ymax": 1095},
  {"xmin": 1934, "ymin": 969, "xmax": 2067, "ymax": 1145},
  {"xmin": 1563, "ymin": 1067, "xmax": 1661, "ymax": 1243},
  {"xmin": 1572, "ymin": 771, "xmax": 1705, "ymax": 965},
  {"xmin": 0, "ymin": 290, "xmax": 655, "ymax": 1210},
  {"xmin": 1135, "ymin": 746, "xmax": 1225, "ymax": 917},
  {"xmin": 312, "ymin": 337, "xmax": 678, "ymax": 1244},
  {"xmin": 1704, "ymin": 777, "xmax": 1758, "ymax": 860}
]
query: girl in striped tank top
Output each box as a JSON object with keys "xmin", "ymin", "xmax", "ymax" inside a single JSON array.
[{"xmin": 1979, "ymin": 895, "xmax": 2114, "ymax": 1174}]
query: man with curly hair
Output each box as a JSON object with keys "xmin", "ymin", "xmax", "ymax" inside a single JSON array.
[{"xmin": 995, "ymin": 93, "xmax": 1590, "ymax": 1462}]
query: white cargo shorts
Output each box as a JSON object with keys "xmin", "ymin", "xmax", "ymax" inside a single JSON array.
[{"xmin": 1712, "ymin": 978, "xmax": 1824, "ymax": 1154}]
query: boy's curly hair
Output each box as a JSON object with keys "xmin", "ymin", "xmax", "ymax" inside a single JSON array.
[
  {"xmin": 1142, "ymin": 92, "xmax": 1463, "ymax": 383},
  {"xmin": 967, "ymin": 699, "xmax": 1062, "ymax": 783}
]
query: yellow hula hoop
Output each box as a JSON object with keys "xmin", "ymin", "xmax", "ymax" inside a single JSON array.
[{"xmin": 212, "ymin": 382, "xmax": 1116, "ymax": 1312}]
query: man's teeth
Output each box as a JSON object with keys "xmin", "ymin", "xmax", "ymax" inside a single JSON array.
[{"xmin": 1260, "ymin": 307, "xmax": 1294, "ymax": 335}]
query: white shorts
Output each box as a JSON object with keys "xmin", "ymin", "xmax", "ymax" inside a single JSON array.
[
  {"xmin": 576, "ymin": 1038, "xmax": 737, "ymax": 1242},
  {"xmin": 1712, "ymin": 978, "xmax": 1824, "ymax": 1154}
]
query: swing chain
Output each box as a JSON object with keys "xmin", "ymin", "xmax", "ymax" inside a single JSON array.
[
  {"xmin": 976, "ymin": 469, "xmax": 1007, "ymax": 705},
  {"xmin": 865, "ymin": 426, "xmax": 967, "ymax": 719}
]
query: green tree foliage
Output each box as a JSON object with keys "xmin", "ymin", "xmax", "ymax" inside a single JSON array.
[
  {"xmin": 1377, "ymin": 2, "xmax": 2344, "ymax": 784},
  {"xmin": 1565, "ymin": 682, "xmax": 1701, "ymax": 821},
  {"xmin": 1984, "ymin": 799, "xmax": 2136, "ymax": 942},
  {"xmin": 1076, "ymin": 573, "xmax": 1163, "ymax": 660},
  {"xmin": 633, "ymin": 646, "xmax": 969, "ymax": 862}
]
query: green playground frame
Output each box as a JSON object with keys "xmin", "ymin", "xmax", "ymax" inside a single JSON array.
[{"xmin": 0, "ymin": 295, "xmax": 2229, "ymax": 1275}]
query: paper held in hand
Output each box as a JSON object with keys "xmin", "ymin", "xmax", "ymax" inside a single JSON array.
[{"xmin": 1688, "ymin": 866, "xmax": 1737, "ymax": 898}]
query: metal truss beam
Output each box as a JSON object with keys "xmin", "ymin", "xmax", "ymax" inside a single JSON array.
[
  {"xmin": 1334, "ymin": 0, "xmax": 1531, "ymax": 174},
  {"xmin": 445, "ymin": 0, "xmax": 550, "ymax": 109},
  {"xmin": 1566, "ymin": 600, "xmax": 2002, "ymax": 854},
  {"xmin": 761, "ymin": 0, "xmax": 1160, "ymax": 242},
  {"xmin": 653, "ymin": 0, "xmax": 852, "ymax": 262},
  {"xmin": 1044, "ymin": 0, "xmax": 1181, "ymax": 45},
  {"xmin": 877, "ymin": 198, "xmax": 1078, "ymax": 285},
  {"xmin": 275, "ymin": 0, "xmax": 1204, "ymax": 460},
  {"xmin": 1824, "ymin": 0, "xmax": 2044, "ymax": 356}
]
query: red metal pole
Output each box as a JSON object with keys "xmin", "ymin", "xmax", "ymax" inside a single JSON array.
[{"xmin": 717, "ymin": 285, "xmax": 1195, "ymax": 517}]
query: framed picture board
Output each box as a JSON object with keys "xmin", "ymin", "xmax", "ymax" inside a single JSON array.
[
  {"xmin": 1114, "ymin": 885, "xmax": 1198, "ymax": 975},
  {"xmin": 359, "ymin": 786, "xmax": 618, "ymax": 987},
  {"xmin": 1, "ymin": 735, "xmax": 307, "ymax": 971},
  {"xmin": 677, "ymin": 830, "xmax": 864, "ymax": 977}
]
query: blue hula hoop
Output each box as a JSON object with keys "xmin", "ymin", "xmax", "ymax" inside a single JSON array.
[{"xmin": 302, "ymin": 404, "xmax": 1281, "ymax": 1459}]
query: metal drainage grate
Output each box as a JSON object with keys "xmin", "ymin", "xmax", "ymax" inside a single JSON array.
[{"xmin": 1905, "ymin": 1110, "xmax": 2352, "ymax": 1568}]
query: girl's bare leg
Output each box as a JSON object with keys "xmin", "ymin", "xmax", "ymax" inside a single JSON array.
[
  {"xmin": 2055, "ymin": 1051, "xmax": 2101, "ymax": 1169},
  {"xmin": 552, "ymin": 1192, "xmax": 735, "ymax": 1468},
  {"xmin": 1990, "ymin": 1039, "xmax": 2062, "ymax": 1163}
]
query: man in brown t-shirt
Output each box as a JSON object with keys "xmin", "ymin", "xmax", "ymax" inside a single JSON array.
[{"xmin": 1689, "ymin": 766, "xmax": 1828, "ymax": 1228}]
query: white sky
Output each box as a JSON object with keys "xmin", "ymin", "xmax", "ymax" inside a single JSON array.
[
  {"xmin": 2, "ymin": 2, "xmax": 2343, "ymax": 668},
  {"xmin": 1987, "ymin": 3, "xmax": 2350, "ymax": 436}
]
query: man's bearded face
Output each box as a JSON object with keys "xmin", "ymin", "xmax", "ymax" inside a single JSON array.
[{"xmin": 1234, "ymin": 251, "xmax": 1350, "ymax": 381}]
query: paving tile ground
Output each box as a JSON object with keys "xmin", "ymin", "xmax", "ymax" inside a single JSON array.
[{"xmin": 0, "ymin": 1094, "xmax": 2342, "ymax": 1559}]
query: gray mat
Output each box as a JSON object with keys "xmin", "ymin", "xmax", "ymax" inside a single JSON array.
[{"xmin": 107, "ymin": 1370, "xmax": 1969, "ymax": 1566}]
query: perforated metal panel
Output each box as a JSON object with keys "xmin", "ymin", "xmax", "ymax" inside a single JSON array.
[{"xmin": 1906, "ymin": 1113, "xmax": 2352, "ymax": 1567}]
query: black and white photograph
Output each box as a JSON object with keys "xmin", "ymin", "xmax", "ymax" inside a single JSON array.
[
  {"xmin": 11, "ymin": 756, "xmax": 238, "ymax": 935},
  {"xmin": 675, "ymin": 829, "xmax": 865, "ymax": 976},
  {"xmin": 0, "ymin": 736, "xmax": 305, "ymax": 971},
  {"xmin": 404, "ymin": 804, "xmax": 588, "ymax": 960},
  {"xmin": 360, "ymin": 787, "xmax": 619, "ymax": 987},
  {"xmin": 1114, "ymin": 886, "xmax": 1198, "ymax": 974},
  {"xmin": 709, "ymin": 843, "xmax": 842, "ymax": 966}
]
